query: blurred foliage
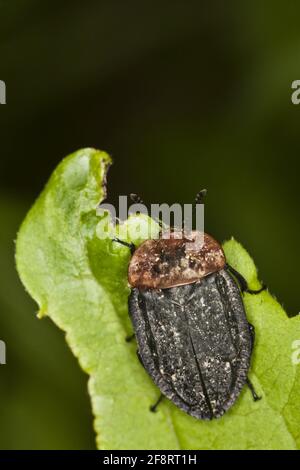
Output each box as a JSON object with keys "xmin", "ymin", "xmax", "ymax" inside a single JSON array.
[
  {"xmin": 0, "ymin": 0, "xmax": 299, "ymax": 449},
  {"xmin": 0, "ymin": 196, "xmax": 95, "ymax": 449}
]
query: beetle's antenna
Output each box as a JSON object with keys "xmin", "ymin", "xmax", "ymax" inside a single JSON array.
[
  {"xmin": 192, "ymin": 189, "xmax": 207, "ymax": 231},
  {"xmin": 130, "ymin": 193, "xmax": 165, "ymax": 231},
  {"xmin": 129, "ymin": 193, "xmax": 146, "ymax": 218},
  {"xmin": 130, "ymin": 193, "xmax": 144, "ymax": 204},
  {"xmin": 195, "ymin": 189, "xmax": 207, "ymax": 205}
]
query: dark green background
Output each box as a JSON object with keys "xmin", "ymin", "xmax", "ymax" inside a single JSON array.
[{"xmin": 0, "ymin": 1, "xmax": 299, "ymax": 449}]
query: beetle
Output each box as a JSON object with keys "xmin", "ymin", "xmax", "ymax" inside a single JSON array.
[{"xmin": 113, "ymin": 191, "xmax": 265, "ymax": 420}]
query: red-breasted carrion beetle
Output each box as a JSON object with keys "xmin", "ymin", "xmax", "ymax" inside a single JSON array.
[{"xmin": 113, "ymin": 191, "xmax": 265, "ymax": 420}]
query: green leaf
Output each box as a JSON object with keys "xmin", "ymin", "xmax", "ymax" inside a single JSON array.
[{"xmin": 16, "ymin": 148, "xmax": 300, "ymax": 450}]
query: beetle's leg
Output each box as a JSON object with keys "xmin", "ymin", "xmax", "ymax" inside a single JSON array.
[
  {"xmin": 150, "ymin": 394, "xmax": 164, "ymax": 413},
  {"xmin": 246, "ymin": 378, "xmax": 262, "ymax": 402},
  {"xmin": 226, "ymin": 264, "xmax": 266, "ymax": 294},
  {"xmin": 249, "ymin": 323, "xmax": 255, "ymax": 350},
  {"xmin": 112, "ymin": 237, "xmax": 136, "ymax": 254},
  {"xmin": 246, "ymin": 325, "xmax": 262, "ymax": 401},
  {"xmin": 136, "ymin": 351, "xmax": 164, "ymax": 412},
  {"xmin": 125, "ymin": 333, "xmax": 135, "ymax": 342}
]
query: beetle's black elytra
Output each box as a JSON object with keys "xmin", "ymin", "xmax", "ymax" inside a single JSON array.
[
  {"xmin": 129, "ymin": 269, "xmax": 254, "ymax": 420},
  {"xmin": 113, "ymin": 196, "xmax": 265, "ymax": 420}
]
